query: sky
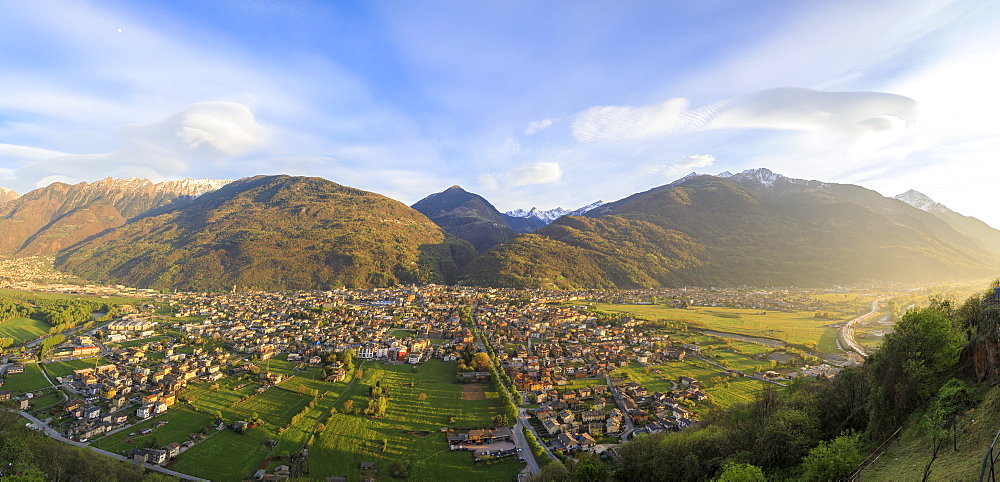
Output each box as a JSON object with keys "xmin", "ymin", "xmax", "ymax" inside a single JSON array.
[{"xmin": 2, "ymin": 0, "xmax": 1000, "ymax": 227}]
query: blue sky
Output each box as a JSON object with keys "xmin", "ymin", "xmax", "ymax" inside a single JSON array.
[{"xmin": 2, "ymin": 0, "xmax": 1000, "ymax": 227}]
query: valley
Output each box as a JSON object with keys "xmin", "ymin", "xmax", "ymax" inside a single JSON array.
[{"xmin": 2, "ymin": 277, "xmax": 983, "ymax": 480}]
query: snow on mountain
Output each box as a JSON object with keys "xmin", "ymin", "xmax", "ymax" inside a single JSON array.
[
  {"xmin": 0, "ymin": 187, "xmax": 17, "ymax": 204},
  {"xmin": 86, "ymin": 177, "xmax": 232, "ymax": 197},
  {"xmin": 505, "ymin": 200, "xmax": 606, "ymax": 225},
  {"xmin": 893, "ymin": 189, "xmax": 947, "ymax": 213}
]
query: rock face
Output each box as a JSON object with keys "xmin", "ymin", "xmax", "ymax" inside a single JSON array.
[
  {"xmin": 56, "ymin": 175, "xmax": 475, "ymax": 292},
  {"xmin": 0, "ymin": 178, "xmax": 230, "ymax": 256}
]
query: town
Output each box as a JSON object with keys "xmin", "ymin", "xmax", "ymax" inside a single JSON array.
[{"xmin": 1, "ymin": 282, "xmax": 880, "ymax": 480}]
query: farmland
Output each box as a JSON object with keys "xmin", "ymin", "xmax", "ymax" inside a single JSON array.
[
  {"xmin": 0, "ymin": 317, "xmax": 50, "ymax": 343},
  {"xmin": 592, "ymin": 303, "xmax": 845, "ymax": 351},
  {"xmin": 308, "ymin": 359, "xmax": 522, "ymax": 481},
  {"xmin": 1, "ymin": 362, "xmax": 54, "ymax": 393},
  {"xmin": 153, "ymin": 359, "xmax": 520, "ymax": 480},
  {"xmin": 42, "ymin": 357, "xmax": 111, "ymax": 379}
]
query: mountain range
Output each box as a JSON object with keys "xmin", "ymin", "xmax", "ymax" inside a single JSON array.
[{"xmin": 0, "ymin": 168, "xmax": 997, "ymax": 291}]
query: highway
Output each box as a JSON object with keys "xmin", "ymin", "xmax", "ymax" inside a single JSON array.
[{"xmin": 838, "ymin": 297, "xmax": 887, "ymax": 360}]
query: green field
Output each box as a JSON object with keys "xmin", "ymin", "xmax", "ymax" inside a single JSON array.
[
  {"xmin": 593, "ymin": 303, "xmax": 842, "ymax": 350},
  {"xmin": 111, "ymin": 335, "xmax": 172, "ymax": 349},
  {"xmin": 613, "ymin": 360, "xmax": 773, "ymax": 409},
  {"xmin": 169, "ymin": 427, "xmax": 275, "ymax": 481},
  {"xmin": 92, "ymin": 406, "xmax": 215, "ymax": 454},
  {"xmin": 0, "ymin": 288, "xmax": 145, "ymax": 305},
  {"xmin": 43, "ymin": 357, "xmax": 111, "ymax": 379},
  {"xmin": 2, "ymin": 363, "xmax": 53, "ymax": 393},
  {"xmin": 0, "ymin": 317, "xmax": 50, "ymax": 344},
  {"xmin": 308, "ymin": 359, "xmax": 522, "ymax": 481}
]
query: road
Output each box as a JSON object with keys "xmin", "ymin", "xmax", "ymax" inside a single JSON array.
[
  {"xmin": 14, "ymin": 410, "xmax": 207, "ymax": 481},
  {"xmin": 512, "ymin": 412, "xmax": 541, "ymax": 474},
  {"xmin": 604, "ymin": 374, "xmax": 636, "ymax": 442},
  {"xmin": 838, "ymin": 298, "xmax": 886, "ymax": 360}
]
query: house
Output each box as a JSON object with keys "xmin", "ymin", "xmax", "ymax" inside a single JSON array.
[
  {"xmin": 0, "ymin": 390, "xmax": 11, "ymax": 402},
  {"xmin": 6, "ymin": 365, "xmax": 24, "ymax": 374},
  {"xmin": 137, "ymin": 403, "xmax": 154, "ymax": 419}
]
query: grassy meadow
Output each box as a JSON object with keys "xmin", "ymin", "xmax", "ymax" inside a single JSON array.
[
  {"xmin": 593, "ymin": 303, "xmax": 843, "ymax": 350},
  {"xmin": 164, "ymin": 358, "xmax": 521, "ymax": 480},
  {"xmin": 0, "ymin": 317, "xmax": 50, "ymax": 343},
  {"xmin": 43, "ymin": 357, "xmax": 111, "ymax": 379},
  {"xmin": 1, "ymin": 362, "xmax": 53, "ymax": 393}
]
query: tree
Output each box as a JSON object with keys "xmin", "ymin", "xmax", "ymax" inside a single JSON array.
[
  {"xmin": 715, "ymin": 462, "xmax": 766, "ymax": 481},
  {"xmin": 417, "ymin": 393, "xmax": 428, "ymax": 401},
  {"xmin": 797, "ymin": 432, "xmax": 861, "ymax": 481},
  {"xmin": 470, "ymin": 352, "xmax": 491, "ymax": 372},
  {"xmin": 343, "ymin": 399, "xmax": 354, "ymax": 413}
]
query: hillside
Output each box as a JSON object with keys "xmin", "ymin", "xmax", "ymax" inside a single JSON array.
[
  {"xmin": 895, "ymin": 189, "xmax": 1000, "ymax": 258},
  {"xmin": 0, "ymin": 178, "xmax": 228, "ymax": 256},
  {"xmin": 461, "ymin": 169, "xmax": 1000, "ymax": 288},
  {"xmin": 411, "ymin": 185, "xmax": 516, "ymax": 252},
  {"xmin": 55, "ymin": 175, "xmax": 475, "ymax": 291}
]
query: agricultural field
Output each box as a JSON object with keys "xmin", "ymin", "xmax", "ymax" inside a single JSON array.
[
  {"xmin": 1, "ymin": 362, "xmax": 53, "ymax": 393},
  {"xmin": 613, "ymin": 358, "xmax": 773, "ymax": 410},
  {"xmin": 0, "ymin": 317, "xmax": 51, "ymax": 343},
  {"xmin": 25, "ymin": 387, "xmax": 65, "ymax": 411},
  {"xmin": 170, "ymin": 427, "xmax": 281, "ymax": 481},
  {"xmin": 92, "ymin": 406, "xmax": 215, "ymax": 454},
  {"xmin": 593, "ymin": 303, "xmax": 843, "ymax": 351},
  {"xmin": 110, "ymin": 335, "xmax": 172, "ymax": 349},
  {"xmin": 308, "ymin": 359, "xmax": 522, "ymax": 481},
  {"xmin": 0, "ymin": 288, "xmax": 144, "ymax": 305},
  {"xmin": 42, "ymin": 357, "xmax": 111, "ymax": 379}
]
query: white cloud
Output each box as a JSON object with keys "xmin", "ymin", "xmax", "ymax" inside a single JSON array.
[
  {"xmin": 664, "ymin": 154, "xmax": 716, "ymax": 175},
  {"xmin": 505, "ymin": 162, "xmax": 562, "ymax": 187},
  {"xmin": 571, "ymin": 97, "xmax": 704, "ymax": 142},
  {"xmin": 9, "ymin": 102, "xmax": 269, "ymax": 192},
  {"xmin": 525, "ymin": 119, "xmax": 554, "ymax": 135}
]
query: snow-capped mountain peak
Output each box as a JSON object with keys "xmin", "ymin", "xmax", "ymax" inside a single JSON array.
[
  {"xmin": 893, "ymin": 189, "xmax": 952, "ymax": 214},
  {"xmin": 505, "ymin": 200, "xmax": 606, "ymax": 225}
]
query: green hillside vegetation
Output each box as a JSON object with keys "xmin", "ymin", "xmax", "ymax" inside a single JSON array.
[
  {"xmin": 459, "ymin": 215, "xmax": 702, "ymax": 289},
  {"xmin": 56, "ymin": 175, "xmax": 476, "ymax": 291},
  {"xmin": 463, "ymin": 174, "xmax": 1000, "ymax": 289},
  {"xmin": 610, "ymin": 282, "xmax": 1000, "ymax": 481},
  {"xmin": 412, "ymin": 185, "xmax": 517, "ymax": 253}
]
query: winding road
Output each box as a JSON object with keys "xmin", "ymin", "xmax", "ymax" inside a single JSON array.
[{"xmin": 838, "ymin": 297, "xmax": 887, "ymax": 360}]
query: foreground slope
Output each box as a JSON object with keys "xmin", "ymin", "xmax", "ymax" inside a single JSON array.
[
  {"xmin": 56, "ymin": 175, "xmax": 475, "ymax": 291},
  {"xmin": 462, "ymin": 169, "xmax": 1000, "ymax": 288}
]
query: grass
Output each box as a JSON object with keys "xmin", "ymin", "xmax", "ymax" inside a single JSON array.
[
  {"xmin": 111, "ymin": 335, "xmax": 172, "ymax": 349},
  {"xmin": 863, "ymin": 384, "xmax": 1000, "ymax": 480},
  {"xmin": 309, "ymin": 359, "xmax": 522, "ymax": 481},
  {"xmin": 92, "ymin": 406, "xmax": 215, "ymax": 454},
  {"xmin": 43, "ymin": 357, "xmax": 110, "ymax": 379},
  {"xmin": 169, "ymin": 427, "xmax": 273, "ymax": 481},
  {"xmin": 26, "ymin": 388, "xmax": 65, "ymax": 411},
  {"xmin": 2, "ymin": 362, "xmax": 53, "ymax": 393},
  {"xmin": 0, "ymin": 288, "xmax": 145, "ymax": 305},
  {"xmin": 613, "ymin": 360, "xmax": 774, "ymax": 409},
  {"xmin": 0, "ymin": 317, "xmax": 51, "ymax": 343},
  {"xmin": 593, "ymin": 303, "xmax": 843, "ymax": 350}
]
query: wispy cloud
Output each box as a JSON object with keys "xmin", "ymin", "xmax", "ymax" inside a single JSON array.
[{"xmin": 9, "ymin": 102, "xmax": 270, "ymax": 190}]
